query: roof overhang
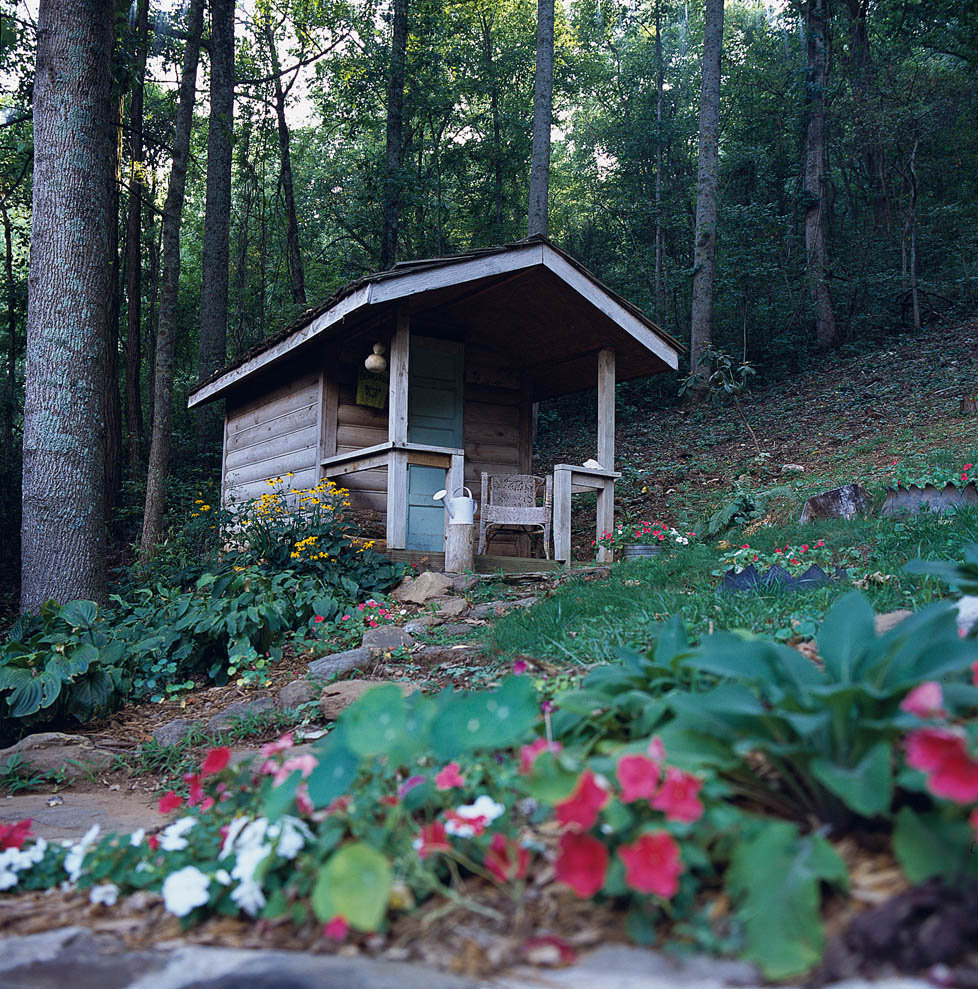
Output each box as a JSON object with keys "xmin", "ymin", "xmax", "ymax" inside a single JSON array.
[{"xmin": 188, "ymin": 239, "xmax": 681, "ymax": 408}]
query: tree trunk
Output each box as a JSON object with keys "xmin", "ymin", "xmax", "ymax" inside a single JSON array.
[
  {"xmin": 21, "ymin": 0, "xmax": 115, "ymax": 610},
  {"xmin": 266, "ymin": 19, "xmax": 306, "ymax": 305},
  {"xmin": 907, "ymin": 138, "xmax": 920, "ymax": 332},
  {"xmin": 104, "ymin": 96, "xmax": 124, "ymax": 525},
  {"xmin": 527, "ymin": 0, "xmax": 554, "ymax": 238},
  {"xmin": 804, "ymin": 0, "xmax": 838, "ymax": 348},
  {"xmin": 124, "ymin": 0, "xmax": 149, "ymax": 471},
  {"xmin": 481, "ymin": 13, "xmax": 504, "ymax": 240},
  {"xmin": 380, "ymin": 0, "xmax": 409, "ymax": 269},
  {"xmin": 197, "ymin": 0, "xmax": 235, "ymax": 454},
  {"xmin": 141, "ymin": 0, "xmax": 205, "ymax": 560},
  {"xmin": 1, "ymin": 204, "xmax": 16, "ymax": 450},
  {"xmin": 688, "ymin": 0, "xmax": 724, "ymax": 396},
  {"xmin": 654, "ymin": 1, "xmax": 665, "ymax": 314}
]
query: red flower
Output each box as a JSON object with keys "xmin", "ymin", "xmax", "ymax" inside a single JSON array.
[
  {"xmin": 906, "ymin": 727, "xmax": 964, "ymax": 772},
  {"xmin": 415, "ymin": 821, "xmax": 451, "ymax": 859},
  {"xmin": 435, "ymin": 762, "xmax": 466, "ymax": 790},
  {"xmin": 651, "ymin": 767, "xmax": 704, "ymax": 822},
  {"xmin": 616, "ymin": 754, "xmax": 660, "ymax": 803},
  {"xmin": 183, "ymin": 772, "xmax": 205, "ymax": 807},
  {"xmin": 900, "ymin": 682, "xmax": 946, "ymax": 719},
  {"xmin": 555, "ymin": 770, "xmax": 609, "ymax": 830},
  {"xmin": 201, "ymin": 746, "xmax": 232, "ymax": 776},
  {"xmin": 0, "ymin": 819, "xmax": 32, "ymax": 851},
  {"xmin": 484, "ymin": 833, "xmax": 529, "ymax": 883},
  {"xmin": 519, "ymin": 737, "xmax": 563, "ymax": 775},
  {"xmin": 313, "ymin": 615, "xmax": 325, "ymax": 623},
  {"xmin": 323, "ymin": 915, "xmax": 349, "ymax": 940},
  {"xmin": 801, "ymin": 544, "xmax": 809, "ymax": 552},
  {"xmin": 158, "ymin": 791, "xmax": 184, "ymax": 814},
  {"xmin": 741, "ymin": 544, "xmax": 750, "ymax": 550},
  {"xmin": 554, "ymin": 831, "xmax": 609, "ymax": 897},
  {"xmin": 618, "ymin": 831, "xmax": 684, "ymax": 897},
  {"xmin": 906, "ymin": 728, "xmax": 978, "ymax": 803},
  {"xmin": 513, "ymin": 659, "xmax": 528, "ymax": 675},
  {"xmin": 147, "ymin": 834, "xmax": 160, "ymax": 851}
]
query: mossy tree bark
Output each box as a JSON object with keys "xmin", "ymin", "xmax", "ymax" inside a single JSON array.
[
  {"xmin": 380, "ymin": 0, "xmax": 409, "ymax": 270},
  {"xmin": 21, "ymin": 0, "xmax": 116, "ymax": 610},
  {"xmin": 527, "ymin": 0, "xmax": 554, "ymax": 238}
]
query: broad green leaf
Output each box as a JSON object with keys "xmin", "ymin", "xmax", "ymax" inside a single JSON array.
[
  {"xmin": 524, "ymin": 749, "xmax": 578, "ymax": 802},
  {"xmin": 727, "ymin": 820, "xmax": 847, "ymax": 980},
  {"xmin": 306, "ymin": 742, "xmax": 360, "ymax": 808},
  {"xmin": 653, "ymin": 614, "xmax": 689, "ymax": 666},
  {"xmin": 810, "ymin": 742, "xmax": 893, "ymax": 817},
  {"xmin": 429, "ymin": 677, "xmax": 537, "ymax": 759},
  {"xmin": 892, "ymin": 808, "xmax": 978, "ymax": 883},
  {"xmin": 59, "ymin": 600, "xmax": 98, "ymax": 628},
  {"xmin": 342, "ymin": 685, "xmax": 408, "ymax": 758},
  {"xmin": 816, "ymin": 592, "xmax": 875, "ymax": 683},
  {"xmin": 315, "ymin": 843, "xmax": 392, "ymax": 931}
]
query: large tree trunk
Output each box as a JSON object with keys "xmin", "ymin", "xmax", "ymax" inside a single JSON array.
[
  {"xmin": 480, "ymin": 12, "xmax": 504, "ymax": 240},
  {"xmin": 197, "ymin": 0, "xmax": 235, "ymax": 454},
  {"xmin": 527, "ymin": 0, "xmax": 554, "ymax": 238},
  {"xmin": 1, "ymin": 205, "xmax": 16, "ymax": 450},
  {"xmin": 654, "ymin": 1, "xmax": 665, "ymax": 314},
  {"xmin": 804, "ymin": 0, "xmax": 838, "ymax": 348},
  {"xmin": 22, "ymin": 0, "xmax": 115, "ymax": 610},
  {"xmin": 104, "ymin": 96, "xmax": 124, "ymax": 525},
  {"xmin": 380, "ymin": 0, "xmax": 409, "ymax": 269},
  {"xmin": 688, "ymin": 0, "xmax": 724, "ymax": 395},
  {"xmin": 266, "ymin": 19, "xmax": 306, "ymax": 305},
  {"xmin": 141, "ymin": 0, "xmax": 205, "ymax": 560},
  {"xmin": 124, "ymin": 0, "xmax": 149, "ymax": 472}
]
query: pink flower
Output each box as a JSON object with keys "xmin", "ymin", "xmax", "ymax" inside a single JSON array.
[
  {"xmin": 435, "ymin": 762, "xmax": 466, "ymax": 790},
  {"xmin": 415, "ymin": 821, "xmax": 451, "ymax": 859},
  {"xmin": 273, "ymin": 754, "xmax": 319, "ymax": 786},
  {"xmin": 618, "ymin": 831, "xmax": 684, "ymax": 897},
  {"xmin": 900, "ymin": 682, "xmax": 946, "ymax": 719},
  {"xmin": 184, "ymin": 772, "xmax": 205, "ymax": 807},
  {"xmin": 313, "ymin": 615, "xmax": 325, "ymax": 624},
  {"xmin": 651, "ymin": 767, "xmax": 704, "ymax": 822},
  {"xmin": 260, "ymin": 733, "xmax": 294, "ymax": 758},
  {"xmin": 519, "ymin": 738, "xmax": 563, "ymax": 774},
  {"xmin": 357, "ymin": 603, "xmax": 366, "ymax": 611},
  {"xmin": 555, "ymin": 770, "xmax": 610, "ymax": 830},
  {"xmin": 323, "ymin": 915, "xmax": 349, "ymax": 940},
  {"xmin": 741, "ymin": 544, "xmax": 750, "ymax": 550},
  {"xmin": 906, "ymin": 728, "xmax": 978, "ymax": 803},
  {"xmin": 201, "ymin": 746, "xmax": 232, "ymax": 776},
  {"xmin": 484, "ymin": 833, "xmax": 529, "ymax": 883},
  {"xmin": 398, "ymin": 775, "xmax": 426, "ymax": 798},
  {"xmin": 616, "ymin": 754, "xmax": 660, "ymax": 803},
  {"xmin": 513, "ymin": 660, "xmax": 528, "ymax": 675},
  {"xmin": 555, "ymin": 831, "xmax": 608, "ymax": 898},
  {"xmin": 0, "ymin": 819, "xmax": 32, "ymax": 851},
  {"xmin": 647, "ymin": 736, "xmax": 666, "ymax": 762},
  {"xmin": 158, "ymin": 791, "xmax": 184, "ymax": 814},
  {"xmin": 340, "ymin": 615, "xmax": 351, "ymax": 622}
]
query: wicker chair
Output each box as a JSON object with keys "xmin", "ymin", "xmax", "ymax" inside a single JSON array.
[{"xmin": 478, "ymin": 473, "xmax": 553, "ymax": 559}]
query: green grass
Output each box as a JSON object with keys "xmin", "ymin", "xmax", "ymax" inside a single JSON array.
[{"xmin": 488, "ymin": 508, "xmax": 978, "ymax": 666}]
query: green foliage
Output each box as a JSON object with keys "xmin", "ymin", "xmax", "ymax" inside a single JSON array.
[{"xmin": 906, "ymin": 540, "xmax": 978, "ymax": 596}]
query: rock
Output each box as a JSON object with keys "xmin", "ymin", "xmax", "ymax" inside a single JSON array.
[
  {"xmin": 361, "ymin": 625, "xmax": 415, "ymax": 652},
  {"xmin": 207, "ymin": 696, "xmax": 276, "ymax": 732},
  {"xmin": 152, "ymin": 719, "xmax": 197, "ymax": 748},
  {"xmin": 308, "ymin": 646, "xmax": 373, "ymax": 679},
  {"xmin": 277, "ymin": 679, "xmax": 319, "ymax": 709},
  {"xmin": 450, "ymin": 574, "xmax": 479, "ymax": 593},
  {"xmin": 391, "ymin": 571, "xmax": 453, "ymax": 604},
  {"xmin": 800, "ymin": 484, "xmax": 871, "ymax": 523},
  {"xmin": 511, "ymin": 596, "xmax": 539, "ymax": 610},
  {"xmin": 438, "ymin": 623, "xmax": 474, "ymax": 637},
  {"xmin": 319, "ymin": 680, "xmax": 419, "ymax": 721},
  {"xmin": 0, "ymin": 733, "xmax": 115, "ymax": 777},
  {"xmin": 430, "ymin": 597, "xmax": 469, "ymax": 621},
  {"xmin": 782, "ymin": 463, "xmax": 805, "ymax": 473},
  {"xmin": 469, "ymin": 597, "xmax": 537, "ymax": 619},
  {"xmin": 403, "ymin": 616, "xmax": 436, "ymax": 636},
  {"xmin": 875, "ymin": 610, "xmax": 913, "ymax": 636},
  {"xmin": 416, "ymin": 644, "xmax": 483, "ymax": 667}
]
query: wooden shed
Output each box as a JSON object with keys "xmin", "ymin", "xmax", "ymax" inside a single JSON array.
[{"xmin": 188, "ymin": 236, "xmax": 681, "ymax": 569}]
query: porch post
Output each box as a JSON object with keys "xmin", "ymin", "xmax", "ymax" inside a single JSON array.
[
  {"xmin": 386, "ymin": 306, "xmax": 410, "ymax": 549},
  {"xmin": 596, "ymin": 347, "xmax": 615, "ymax": 562},
  {"xmin": 553, "ymin": 466, "xmax": 572, "ymax": 567}
]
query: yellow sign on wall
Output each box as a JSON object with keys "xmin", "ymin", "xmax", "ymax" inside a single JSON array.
[{"xmin": 356, "ymin": 368, "xmax": 388, "ymax": 408}]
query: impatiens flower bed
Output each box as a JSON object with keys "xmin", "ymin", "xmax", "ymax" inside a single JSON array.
[
  {"xmin": 595, "ymin": 521, "xmax": 696, "ymax": 553},
  {"xmin": 714, "ymin": 539, "xmax": 858, "ymax": 579}
]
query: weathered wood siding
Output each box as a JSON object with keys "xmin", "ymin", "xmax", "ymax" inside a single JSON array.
[{"xmin": 223, "ymin": 370, "xmax": 321, "ymax": 505}]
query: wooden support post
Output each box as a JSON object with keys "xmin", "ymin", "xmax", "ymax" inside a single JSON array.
[
  {"xmin": 445, "ymin": 523, "xmax": 474, "ymax": 573},
  {"xmin": 596, "ymin": 479, "xmax": 614, "ymax": 563},
  {"xmin": 386, "ymin": 308, "xmax": 410, "ymax": 548},
  {"xmin": 320, "ymin": 366, "xmax": 338, "ymax": 469},
  {"xmin": 596, "ymin": 348, "xmax": 616, "ymax": 563},
  {"xmin": 553, "ymin": 466, "xmax": 572, "ymax": 566}
]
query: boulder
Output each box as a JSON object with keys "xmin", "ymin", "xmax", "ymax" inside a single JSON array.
[
  {"xmin": 207, "ymin": 696, "xmax": 276, "ymax": 732},
  {"xmin": 391, "ymin": 571, "xmax": 453, "ymax": 604},
  {"xmin": 874, "ymin": 610, "xmax": 913, "ymax": 636},
  {"xmin": 0, "ymin": 733, "xmax": 115, "ymax": 777},
  {"xmin": 416, "ymin": 644, "xmax": 483, "ymax": 668},
  {"xmin": 277, "ymin": 679, "xmax": 319, "ymax": 709},
  {"xmin": 469, "ymin": 597, "xmax": 536, "ymax": 620},
  {"xmin": 800, "ymin": 484, "xmax": 871, "ymax": 523},
  {"xmin": 361, "ymin": 625, "xmax": 415, "ymax": 652},
  {"xmin": 307, "ymin": 646, "xmax": 373, "ymax": 679},
  {"xmin": 437, "ymin": 622, "xmax": 475, "ymax": 637},
  {"xmin": 450, "ymin": 574, "xmax": 479, "ymax": 593},
  {"xmin": 319, "ymin": 680, "xmax": 419, "ymax": 721},
  {"xmin": 403, "ymin": 616, "xmax": 436, "ymax": 636},
  {"xmin": 152, "ymin": 719, "xmax": 197, "ymax": 748},
  {"xmin": 430, "ymin": 597, "xmax": 469, "ymax": 621}
]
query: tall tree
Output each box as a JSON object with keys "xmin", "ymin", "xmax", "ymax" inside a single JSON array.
[
  {"xmin": 125, "ymin": 0, "xmax": 150, "ymax": 469},
  {"xmin": 380, "ymin": 0, "xmax": 409, "ymax": 269},
  {"xmin": 803, "ymin": 0, "xmax": 838, "ymax": 348},
  {"xmin": 21, "ymin": 0, "xmax": 115, "ymax": 610},
  {"xmin": 198, "ymin": 0, "xmax": 236, "ymax": 451},
  {"xmin": 104, "ymin": 95, "xmax": 124, "ymax": 523},
  {"xmin": 688, "ymin": 0, "xmax": 724, "ymax": 394},
  {"xmin": 142, "ymin": 0, "xmax": 206, "ymax": 559},
  {"xmin": 527, "ymin": 0, "xmax": 554, "ymax": 238}
]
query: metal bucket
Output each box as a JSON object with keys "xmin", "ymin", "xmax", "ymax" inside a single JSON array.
[{"xmin": 622, "ymin": 544, "xmax": 662, "ymax": 561}]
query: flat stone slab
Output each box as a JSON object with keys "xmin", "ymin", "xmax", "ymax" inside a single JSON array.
[
  {"xmin": 0, "ymin": 790, "xmax": 164, "ymax": 843},
  {"xmin": 152, "ymin": 719, "xmax": 197, "ymax": 748},
  {"xmin": 308, "ymin": 646, "xmax": 373, "ymax": 679},
  {"xmin": 320, "ymin": 680, "xmax": 419, "ymax": 721},
  {"xmin": 0, "ymin": 733, "xmax": 116, "ymax": 777},
  {"xmin": 277, "ymin": 680, "xmax": 319, "ymax": 709},
  {"xmin": 430, "ymin": 597, "xmax": 469, "ymax": 621},
  {"xmin": 392, "ymin": 572, "xmax": 454, "ymax": 604},
  {"xmin": 207, "ymin": 697, "xmax": 276, "ymax": 732},
  {"xmin": 800, "ymin": 484, "xmax": 871, "ymax": 523},
  {"xmin": 362, "ymin": 626, "xmax": 415, "ymax": 652}
]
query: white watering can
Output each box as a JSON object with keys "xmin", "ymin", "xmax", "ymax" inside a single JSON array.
[{"xmin": 433, "ymin": 486, "xmax": 477, "ymax": 525}]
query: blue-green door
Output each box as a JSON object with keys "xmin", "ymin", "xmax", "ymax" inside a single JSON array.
[{"xmin": 405, "ymin": 341, "xmax": 463, "ymax": 551}]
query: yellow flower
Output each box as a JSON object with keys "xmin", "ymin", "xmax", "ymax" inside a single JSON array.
[{"xmin": 201, "ymin": 505, "xmax": 211, "ymax": 511}]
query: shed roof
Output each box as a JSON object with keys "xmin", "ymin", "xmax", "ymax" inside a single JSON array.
[{"xmin": 187, "ymin": 236, "xmax": 683, "ymax": 407}]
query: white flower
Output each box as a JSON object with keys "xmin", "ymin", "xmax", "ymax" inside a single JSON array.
[
  {"xmin": 214, "ymin": 869, "xmax": 232, "ymax": 886},
  {"xmin": 455, "ymin": 795, "xmax": 504, "ymax": 823},
  {"xmin": 275, "ymin": 817, "xmax": 311, "ymax": 860},
  {"xmin": 89, "ymin": 883, "xmax": 119, "ymax": 906},
  {"xmin": 230, "ymin": 879, "xmax": 266, "ymax": 916},
  {"xmin": 231, "ymin": 841, "xmax": 270, "ymax": 887},
  {"xmin": 64, "ymin": 824, "xmax": 101, "ymax": 882},
  {"xmin": 444, "ymin": 818, "xmax": 476, "ymax": 838},
  {"xmin": 161, "ymin": 865, "xmax": 211, "ymax": 918},
  {"xmin": 159, "ymin": 817, "xmax": 197, "ymax": 852},
  {"xmin": 129, "ymin": 829, "xmax": 145, "ymax": 847},
  {"xmin": 219, "ymin": 816, "xmax": 250, "ymax": 858},
  {"xmin": 0, "ymin": 868, "xmax": 17, "ymax": 890}
]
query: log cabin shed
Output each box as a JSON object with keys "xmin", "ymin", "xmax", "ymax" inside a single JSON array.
[{"xmin": 188, "ymin": 236, "xmax": 682, "ymax": 569}]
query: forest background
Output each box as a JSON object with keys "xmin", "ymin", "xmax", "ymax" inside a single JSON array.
[{"xmin": 1, "ymin": 0, "xmax": 977, "ymax": 610}]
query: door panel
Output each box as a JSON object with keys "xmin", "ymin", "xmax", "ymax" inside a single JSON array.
[{"xmin": 406, "ymin": 465, "xmax": 447, "ymax": 551}]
